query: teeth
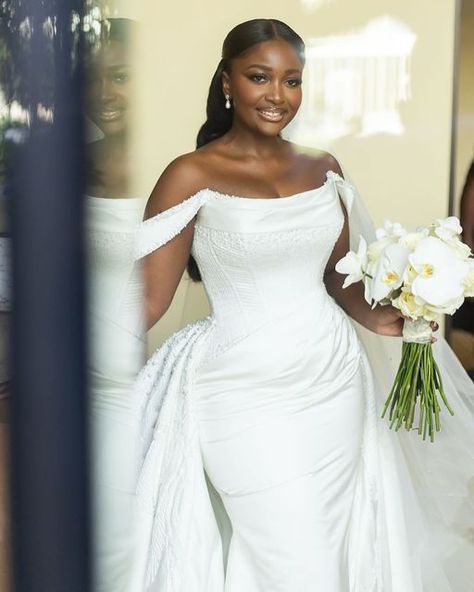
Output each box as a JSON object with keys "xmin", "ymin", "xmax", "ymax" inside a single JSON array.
[{"xmin": 260, "ymin": 110, "xmax": 283, "ymax": 118}]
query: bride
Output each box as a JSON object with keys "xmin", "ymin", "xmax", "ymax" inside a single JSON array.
[{"xmin": 129, "ymin": 18, "xmax": 474, "ymax": 591}]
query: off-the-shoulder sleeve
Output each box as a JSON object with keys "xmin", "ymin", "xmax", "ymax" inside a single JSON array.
[
  {"xmin": 134, "ymin": 190, "xmax": 212, "ymax": 259},
  {"xmin": 326, "ymin": 170, "xmax": 356, "ymax": 214},
  {"xmin": 326, "ymin": 168, "xmax": 377, "ymax": 249}
]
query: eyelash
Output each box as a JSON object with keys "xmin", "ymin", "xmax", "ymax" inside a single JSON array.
[{"xmin": 248, "ymin": 74, "xmax": 302, "ymax": 87}]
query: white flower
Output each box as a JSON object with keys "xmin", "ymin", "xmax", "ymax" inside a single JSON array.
[
  {"xmin": 464, "ymin": 260, "xmax": 474, "ymax": 297},
  {"xmin": 431, "ymin": 217, "xmax": 471, "ymax": 259},
  {"xmin": 421, "ymin": 308, "xmax": 442, "ymax": 323},
  {"xmin": 375, "ymin": 220, "xmax": 407, "ymax": 241},
  {"xmin": 423, "ymin": 295, "xmax": 465, "ymax": 319},
  {"xmin": 403, "ymin": 264, "xmax": 418, "ymax": 288},
  {"xmin": 434, "ymin": 216, "xmax": 462, "ymax": 241},
  {"xmin": 335, "ymin": 236, "xmax": 368, "ymax": 288},
  {"xmin": 370, "ymin": 242, "xmax": 410, "ymax": 302},
  {"xmin": 392, "ymin": 288, "xmax": 425, "ymax": 320},
  {"xmin": 409, "ymin": 236, "xmax": 469, "ymax": 307},
  {"xmin": 448, "ymin": 238, "xmax": 472, "ymax": 260},
  {"xmin": 399, "ymin": 228, "xmax": 429, "ymax": 251},
  {"xmin": 367, "ymin": 236, "xmax": 392, "ymax": 262}
]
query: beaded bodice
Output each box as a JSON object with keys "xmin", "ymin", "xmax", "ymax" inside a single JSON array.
[{"xmin": 191, "ymin": 175, "xmax": 346, "ymax": 353}]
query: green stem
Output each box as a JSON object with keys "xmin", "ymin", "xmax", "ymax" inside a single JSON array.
[{"xmin": 381, "ymin": 339, "xmax": 454, "ymax": 442}]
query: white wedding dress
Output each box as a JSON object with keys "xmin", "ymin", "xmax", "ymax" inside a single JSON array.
[
  {"xmin": 85, "ymin": 195, "xmax": 146, "ymax": 592},
  {"xmin": 129, "ymin": 171, "xmax": 474, "ymax": 591}
]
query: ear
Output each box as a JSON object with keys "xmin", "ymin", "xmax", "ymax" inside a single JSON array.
[{"xmin": 222, "ymin": 70, "xmax": 230, "ymax": 97}]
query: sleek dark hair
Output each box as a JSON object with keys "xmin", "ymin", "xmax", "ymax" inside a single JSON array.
[{"xmin": 187, "ymin": 19, "xmax": 305, "ymax": 281}]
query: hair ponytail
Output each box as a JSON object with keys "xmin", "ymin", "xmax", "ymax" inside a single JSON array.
[
  {"xmin": 187, "ymin": 59, "xmax": 233, "ymax": 281},
  {"xmin": 196, "ymin": 59, "xmax": 233, "ymax": 148}
]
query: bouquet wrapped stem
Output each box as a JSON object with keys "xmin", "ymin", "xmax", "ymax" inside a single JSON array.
[{"xmin": 381, "ymin": 319, "xmax": 454, "ymax": 442}]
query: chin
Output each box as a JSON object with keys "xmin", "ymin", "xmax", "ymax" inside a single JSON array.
[
  {"xmin": 252, "ymin": 115, "xmax": 294, "ymax": 137},
  {"xmin": 256, "ymin": 122, "xmax": 289, "ymax": 137},
  {"xmin": 95, "ymin": 119, "xmax": 127, "ymax": 138}
]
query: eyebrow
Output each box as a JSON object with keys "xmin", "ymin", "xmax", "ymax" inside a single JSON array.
[
  {"xmin": 244, "ymin": 64, "xmax": 301, "ymax": 74},
  {"xmin": 86, "ymin": 63, "xmax": 130, "ymax": 71}
]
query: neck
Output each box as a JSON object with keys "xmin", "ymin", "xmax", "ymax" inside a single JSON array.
[
  {"xmin": 101, "ymin": 133, "xmax": 128, "ymax": 159},
  {"xmin": 223, "ymin": 124, "xmax": 288, "ymax": 159}
]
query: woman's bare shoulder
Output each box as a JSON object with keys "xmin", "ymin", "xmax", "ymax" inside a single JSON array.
[
  {"xmin": 290, "ymin": 144, "xmax": 344, "ymax": 177},
  {"xmin": 144, "ymin": 151, "xmax": 211, "ymax": 218}
]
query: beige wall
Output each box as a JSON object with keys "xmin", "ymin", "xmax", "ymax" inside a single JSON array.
[
  {"xmin": 131, "ymin": 1, "xmax": 457, "ymax": 350},
  {"xmin": 455, "ymin": 0, "xmax": 474, "ymax": 210}
]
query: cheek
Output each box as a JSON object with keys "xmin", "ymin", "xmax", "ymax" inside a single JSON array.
[
  {"xmin": 233, "ymin": 80, "xmax": 263, "ymax": 104},
  {"xmin": 85, "ymin": 79, "xmax": 100, "ymax": 102},
  {"xmin": 288, "ymin": 89, "xmax": 303, "ymax": 109},
  {"xmin": 84, "ymin": 92, "xmax": 100, "ymax": 117},
  {"xmin": 114, "ymin": 84, "xmax": 131, "ymax": 103}
]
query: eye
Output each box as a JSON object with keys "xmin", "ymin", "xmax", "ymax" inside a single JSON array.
[
  {"xmin": 286, "ymin": 78, "xmax": 302, "ymax": 87},
  {"xmin": 112, "ymin": 71, "xmax": 130, "ymax": 84},
  {"xmin": 249, "ymin": 73, "xmax": 267, "ymax": 83}
]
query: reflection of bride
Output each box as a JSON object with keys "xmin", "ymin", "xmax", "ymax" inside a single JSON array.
[
  {"xmin": 130, "ymin": 19, "xmax": 474, "ymax": 591},
  {"xmin": 83, "ymin": 18, "xmax": 145, "ymax": 592}
]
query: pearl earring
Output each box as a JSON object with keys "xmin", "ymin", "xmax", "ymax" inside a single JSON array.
[{"xmin": 225, "ymin": 94, "xmax": 231, "ymax": 109}]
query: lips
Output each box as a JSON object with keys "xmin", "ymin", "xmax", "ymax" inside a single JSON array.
[
  {"xmin": 97, "ymin": 109, "xmax": 123, "ymax": 122},
  {"xmin": 257, "ymin": 107, "xmax": 286, "ymax": 123}
]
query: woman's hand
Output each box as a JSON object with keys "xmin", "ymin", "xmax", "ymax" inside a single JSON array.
[
  {"xmin": 371, "ymin": 305, "xmax": 439, "ymax": 341},
  {"xmin": 371, "ymin": 305, "xmax": 404, "ymax": 337}
]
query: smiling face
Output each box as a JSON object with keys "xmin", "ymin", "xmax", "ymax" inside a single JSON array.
[
  {"xmin": 85, "ymin": 40, "xmax": 131, "ymax": 137},
  {"xmin": 222, "ymin": 38, "xmax": 304, "ymax": 137}
]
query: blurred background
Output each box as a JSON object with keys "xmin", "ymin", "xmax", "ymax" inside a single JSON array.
[{"xmin": 0, "ymin": 0, "xmax": 472, "ymax": 590}]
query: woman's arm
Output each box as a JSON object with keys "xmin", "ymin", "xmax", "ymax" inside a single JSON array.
[
  {"xmin": 324, "ymin": 202, "xmax": 404, "ymax": 337},
  {"xmin": 460, "ymin": 161, "xmax": 474, "ymax": 252},
  {"xmin": 139, "ymin": 155, "xmax": 205, "ymax": 331}
]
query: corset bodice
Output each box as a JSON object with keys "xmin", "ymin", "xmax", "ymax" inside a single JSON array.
[{"xmin": 191, "ymin": 174, "xmax": 345, "ymax": 352}]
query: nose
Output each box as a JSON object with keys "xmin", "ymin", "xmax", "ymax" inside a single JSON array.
[
  {"xmin": 265, "ymin": 79, "xmax": 285, "ymax": 104},
  {"xmin": 100, "ymin": 77, "xmax": 114, "ymax": 102}
]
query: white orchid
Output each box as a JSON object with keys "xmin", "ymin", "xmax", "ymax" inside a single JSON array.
[
  {"xmin": 375, "ymin": 220, "xmax": 407, "ymax": 241},
  {"xmin": 423, "ymin": 295, "xmax": 465, "ymax": 319},
  {"xmin": 367, "ymin": 236, "xmax": 392, "ymax": 262},
  {"xmin": 409, "ymin": 236, "xmax": 469, "ymax": 306},
  {"xmin": 464, "ymin": 260, "xmax": 474, "ymax": 297},
  {"xmin": 399, "ymin": 228, "xmax": 429, "ymax": 251},
  {"xmin": 433, "ymin": 216, "xmax": 462, "ymax": 241},
  {"xmin": 336, "ymin": 219, "xmax": 471, "ymax": 323},
  {"xmin": 432, "ymin": 216, "xmax": 471, "ymax": 259},
  {"xmin": 392, "ymin": 288, "xmax": 426, "ymax": 320},
  {"xmin": 402, "ymin": 264, "xmax": 418, "ymax": 288},
  {"xmin": 370, "ymin": 242, "xmax": 410, "ymax": 302},
  {"xmin": 335, "ymin": 236, "xmax": 368, "ymax": 289},
  {"xmin": 447, "ymin": 238, "xmax": 472, "ymax": 260},
  {"xmin": 336, "ymin": 216, "xmax": 470, "ymax": 442}
]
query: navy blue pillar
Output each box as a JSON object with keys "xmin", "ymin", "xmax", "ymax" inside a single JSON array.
[{"xmin": 10, "ymin": 1, "xmax": 90, "ymax": 591}]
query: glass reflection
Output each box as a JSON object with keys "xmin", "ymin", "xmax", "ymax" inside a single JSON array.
[
  {"xmin": 83, "ymin": 15, "xmax": 145, "ymax": 592},
  {"xmin": 289, "ymin": 16, "xmax": 416, "ymax": 143}
]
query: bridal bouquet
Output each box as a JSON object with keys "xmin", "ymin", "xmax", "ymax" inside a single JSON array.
[{"xmin": 335, "ymin": 217, "xmax": 474, "ymax": 442}]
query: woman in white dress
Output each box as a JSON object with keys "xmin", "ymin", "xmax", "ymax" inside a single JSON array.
[
  {"xmin": 84, "ymin": 18, "xmax": 145, "ymax": 592},
  {"xmin": 129, "ymin": 18, "xmax": 474, "ymax": 591}
]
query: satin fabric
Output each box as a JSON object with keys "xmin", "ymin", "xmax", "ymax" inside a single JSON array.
[
  {"xmin": 129, "ymin": 170, "xmax": 474, "ymax": 591},
  {"xmin": 86, "ymin": 196, "xmax": 146, "ymax": 592}
]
